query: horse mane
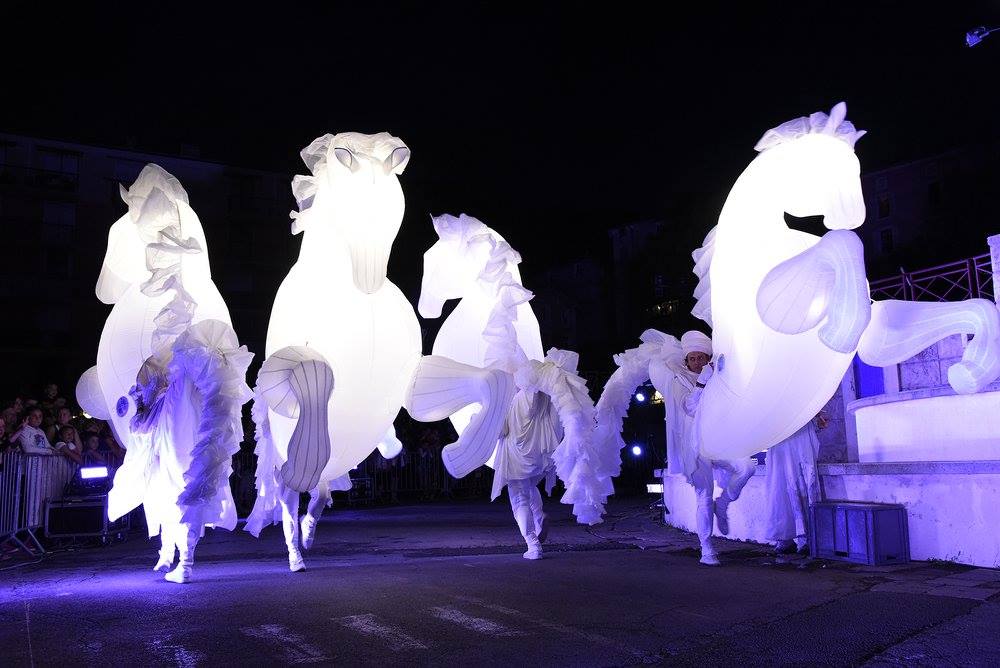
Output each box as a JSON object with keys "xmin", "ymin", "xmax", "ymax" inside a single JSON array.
[
  {"xmin": 431, "ymin": 214, "xmax": 535, "ymax": 373},
  {"xmin": 290, "ymin": 132, "xmax": 408, "ymax": 234},
  {"xmin": 691, "ymin": 225, "xmax": 717, "ymax": 328},
  {"xmin": 754, "ymin": 101, "xmax": 866, "ymax": 153},
  {"xmin": 123, "ymin": 164, "xmax": 205, "ymax": 352}
]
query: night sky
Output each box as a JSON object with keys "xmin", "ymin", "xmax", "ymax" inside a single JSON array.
[{"xmin": 4, "ymin": 2, "xmax": 999, "ymax": 269}]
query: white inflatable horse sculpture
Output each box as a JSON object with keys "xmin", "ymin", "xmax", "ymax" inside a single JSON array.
[
  {"xmin": 417, "ymin": 213, "xmax": 545, "ymax": 441},
  {"xmin": 76, "ymin": 165, "xmax": 251, "ymax": 583},
  {"xmin": 418, "ymin": 214, "xmax": 611, "ymax": 526},
  {"xmin": 691, "ymin": 102, "xmax": 1000, "ymax": 461},
  {"xmin": 247, "ymin": 134, "xmax": 517, "ymax": 571}
]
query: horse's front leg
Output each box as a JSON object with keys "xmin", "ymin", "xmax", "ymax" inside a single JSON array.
[
  {"xmin": 756, "ymin": 229, "xmax": 870, "ymax": 353},
  {"xmin": 256, "ymin": 346, "xmax": 335, "ymax": 492},
  {"xmin": 404, "ymin": 355, "xmax": 515, "ymax": 478},
  {"xmin": 376, "ymin": 426, "xmax": 403, "ymax": 459},
  {"xmin": 858, "ymin": 298, "xmax": 1000, "ymax": 394}
]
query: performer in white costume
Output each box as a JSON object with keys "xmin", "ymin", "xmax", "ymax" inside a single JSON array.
[
  {"xmin": 490, "ymin": 348, "xmax": 601, "ymax": 559},
  {"xmin": 764, "ymin": 414, "xmax": 825, "ymax": 554},
  {"xmin": 125, "ymin": 320, "xmax": 253, "ymax": 583},
  {"xmin": 662, "ymin": 330, "xmax": 755, "ymax": 566}
]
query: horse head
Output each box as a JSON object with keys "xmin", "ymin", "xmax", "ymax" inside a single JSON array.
[
  {"xmin": 96, "ymin": 164, "xmax": 202, "ymax": 304},
  {"xmin": 291, "ymin": 132, "xmax": 410, "ymax": 294},
  {"xmin": 752, "ymin": 101, "xmax": 867, "ymax": 231},
  {"xmin": 418, "ymin": 213, "xmax": 497, "ymax": 318}
]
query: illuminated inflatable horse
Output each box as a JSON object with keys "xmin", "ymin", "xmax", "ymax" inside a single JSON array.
[
  {"xmin": 77, "ymin": 165, "xmax": 251, "ymax": 583},
  {"xmin": 418, "ymin": 214, "xmax": 610, "ymax": 529},
  {"xmin": 246, "ymin": 134, "xmax": 517, "ymax": 570},
  {"xmin": 691, "ymin": 102, "xmax": 1000, "ymax": 462}
]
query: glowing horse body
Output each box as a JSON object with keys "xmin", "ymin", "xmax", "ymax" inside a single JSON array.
[
  {"xmin": 418, "ymin": 214, "xmax": 545, "ymax": 441},
  {"xmin": 77, "ymin": 165, "xmax": 249, "ymax": 583},
  {"xmin": 248, "ymin": 134, "xmax": 515, "ymax": 570},
  {"xmin": 77, "ymin": 164, "xmax": 233, "ymax": 522},
  {"xmin": 418, "ymin": 214, "xmax": 611, "ymax": 527},
  {"xmin": 692, "ymin": 103, "xmax": 1000, "ymax": 461}
]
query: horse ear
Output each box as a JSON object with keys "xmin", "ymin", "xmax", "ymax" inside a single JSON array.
[
  {"xmin": 334, "ymin": 147, "xmax": 360, "ymax": 173},
  {"xmin": 825, "ymin": 102, "xmax": 847, "ymax": 134},
  {"xmin": 384, "ymin": 146, "xmax": 410, "ymax": 175}
]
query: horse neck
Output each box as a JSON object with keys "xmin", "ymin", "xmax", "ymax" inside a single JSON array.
[
  {"xmin": 718, "ymin": 160, "xmax": 788, "ymax": 237},
  {"xmin": 440, "ymin": 258, "xmax": 523, "ymax": 344},
  {"xmin": 296, "ymin": 228, "xmax": 354, "ymax": 282}
]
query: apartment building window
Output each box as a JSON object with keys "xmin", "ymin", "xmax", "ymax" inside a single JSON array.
[
  {"xmin": 42, "ymin": 201, "xmax": 76, "ymax": 245},
  {"xmin": 928, "ymin": 181, "xmax": 942, "ymax": 213},
  {"xmin": 879, "ymin": 228, "xmax": 894, "ymax": 254},
  {"xmin": 0, "ymin": 141, "xmax": 16, "ymax": 165},
  {"xmin": 877, "ymin": 192, "xmax": 891, "ymax": 219},
  {"xmin": 38, "ymin": 148, "xmax": 79, "ymax": 175}
]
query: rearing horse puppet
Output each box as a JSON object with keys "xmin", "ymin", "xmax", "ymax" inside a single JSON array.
[
  {"xmin": 77, "ymin": 165, "xmax": 252, "ymax": 583},
  {"xmin": 246, "ymin": 133, "xmax": 517, "ymax": 571},
  {"xmin": 688, "ymin": 102, "xmax": 1000, "ymax": 463},
  {"xmin": 418, "ymin": 213, "xmax": 613, "ymax": 535}
]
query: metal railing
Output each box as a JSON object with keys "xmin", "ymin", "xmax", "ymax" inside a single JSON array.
[
  {"xmin": 1, "ymin": 452, "xmax": 78, "ymax": 555},
  {"xmin": 870, "ymin": 253, "xmax": 993, "ymax": 303}
]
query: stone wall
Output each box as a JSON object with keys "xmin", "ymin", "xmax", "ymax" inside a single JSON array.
[{"xmin": 896, "ymin": 334, "xmax": 966, "ymax": 391}]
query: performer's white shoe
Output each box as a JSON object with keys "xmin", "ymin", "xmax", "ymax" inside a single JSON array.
[
  {"xmin": 153, "ymin": 556, "xmax": 174, "ymax": 573},
  {"xmin": 699, "ymin": 549, "xmax": 721, "ymax": 566},
  {"xmin": 523, "ymin": 535, "xmax": 543, "ymax": 560},
  {"xmin": 289, "ymin": 550, "xmax": 306, "ymax": 572},
  {"xmin": 165, "ymin": 564, "xmax": 191, "ymax": 583}
]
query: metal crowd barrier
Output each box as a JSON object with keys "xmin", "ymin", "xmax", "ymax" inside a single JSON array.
[{"xmin": 1, "ymin": 452, "xmax": 78, "ymax": 555}]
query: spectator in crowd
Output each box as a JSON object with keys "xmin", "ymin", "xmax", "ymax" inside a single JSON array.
[
  {"xmin": 82, "ymin": 434, "xmax": 107, "ymax": 465},
  {"xmin": 0, "ymin": 408, "xmax": 16, "ymax": 439},
  {"xmin": 9, "ymin": 408, "xmax": 56, "ymax": 455},
  {"xmin": 53, "ymin": 425, "xmax": 83, "ymax": 465},
  {"xmin": 46, "ymin": 406, "xmax": 76, "ymax": 443},
  {"xmin": 40, "ymin": 383, "xmax": 62, "ymax": 414},
  {"xmin": 101, "ymin": 431, "xmax": 125, "ymax": 466},
  {"xmin": 0, "ymin": 414, "xmax": 10, "ymax": 466}
]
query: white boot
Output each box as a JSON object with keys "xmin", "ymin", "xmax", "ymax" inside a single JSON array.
[
  {"xmin": 714, "ymin": 496, "xmax": 731, "ymax": 536},
  {"xmin": 165, "ymin": 525, "xmax": 199, "ymax": 584},
  {"xmin": 284, "ymin": 516, "xmax": 306, "ymax": 572},
  {"xmin": 153, "ymin": 525, "xmax": 175, "ymax": 573},
  {"xmin": 300, "ymin": 515, "xmax": 317, "ymax": 550},
  {"xmin": 535, "ymin": 512, "xmax": 549, "ymax": 544},
  {"xmin": 523, "ymin": 533, "xmax": 543, "ymax": 560},
  {"xmin": 699, "ymin": 543, "xmax": 721, "ymax": 566}
]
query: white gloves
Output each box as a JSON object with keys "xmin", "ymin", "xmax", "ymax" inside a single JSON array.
[{"xmin": 696, "ymin": 364, "xmax": 714, "ymax": 385}]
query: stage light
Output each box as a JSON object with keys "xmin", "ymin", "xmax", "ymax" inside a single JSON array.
[
  {"xmin": 635, "ymin": 392, "xmax": 645, "ymax": 403},
  {"xmin": 80, "ymin": 466, "xmax": 109, "ymax": 480},
  {"xmin": 631, "ymin": 445, "xmax": 643, "ymax": 456}
]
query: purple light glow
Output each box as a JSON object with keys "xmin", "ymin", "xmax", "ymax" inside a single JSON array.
[{"xmin": 80, "ymin": 466, "xmax": 109, "ymax": 480}]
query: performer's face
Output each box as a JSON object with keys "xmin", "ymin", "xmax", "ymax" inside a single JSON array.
[{"xmin": 685, "ymin": 352, "xmax": 710, "ymax": 374}]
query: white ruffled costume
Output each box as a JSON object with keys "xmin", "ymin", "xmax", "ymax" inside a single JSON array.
[
  {"xmin": 114, "ymin": 320, "xmax": 253, "ymax": 583},
  {"xmin": 491, "ymin": 348, "xmax": 607, "ymax": 559},
  {"xmin": 96, "ymin": 165, "xmax": 253, "ymax": 584},
  {"xmin": 661, "ymin": 331, "xmax": 755, "ymax": 566},
  {"xmin": 764, "ymin": 422, "xmax": 821, "ymax": 551}
]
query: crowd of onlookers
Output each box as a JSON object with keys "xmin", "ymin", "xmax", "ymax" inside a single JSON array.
[{"xmin": 0, "ymin": 383, "xmax": 124, "ymax": 469}]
